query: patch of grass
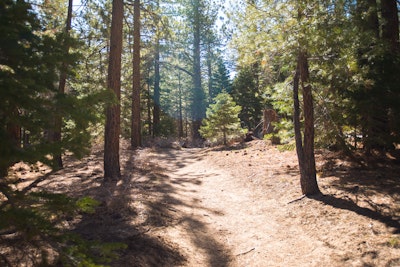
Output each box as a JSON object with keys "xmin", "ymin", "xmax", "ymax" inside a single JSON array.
[
  {"xmin": 387, "ymin": 236, "xmax": 400, "ymax": 248},
  {"xmin": 277, "ymin": 143, "xmax": 296, "ymax": 152},
  {"xmin": 0, "ymin": 190, "xmax": 126, "ymax": 266}
]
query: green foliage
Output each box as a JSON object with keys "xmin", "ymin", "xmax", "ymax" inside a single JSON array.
[
  {"xmin": 387, "ymin": 236, "xmax": 400, "ymax": 248},
  {"xmin": 76, "ymin": 196, "xmax": 101, "ymax": 214},
  {"xmin": 209, "ymin": 57, "xmax": 232, "ymax": 99},
  {"xmin": 277, "ymin": 143, "xmax": 296, "ymax": 152},
  {"xmin": 230, "ymin": 0, "xmax": 400, "ymax": 153},
  {"xmin": 0, "ymin": 0, "xmax": 108, "ymax": 176},
  {"xmin": 265, "ymin": 119, "xmax": 294, "ymax": 144},
  {"xmin": 200, "ymin": 92, "xmax": 246, "ymax": 145},
  {"xmin": 231, "ymin": 65, "xmax": 265, "ymax": 130},
  {"xmin": 154, "ymin": 113, "xmax": 177, "ymax": 137},
  {"xmin": 0, "ymin": 190, "xmax": 125, "ymax": 266},
  {"xmin": 59, "ymin": 234, "xmax": 127, "ymax": 267}
]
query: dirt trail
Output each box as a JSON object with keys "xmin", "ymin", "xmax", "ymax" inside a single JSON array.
[
  {"xmin": 126, "ymin": 146, "xmax": 399, "ymax": 267},
  {"xmin": 148, "ymin": 148, "xmax": 301, "ymax": 266},
  {"xmin": 26, "ymin": 141, "xmax": 400, "ymax": 266}
]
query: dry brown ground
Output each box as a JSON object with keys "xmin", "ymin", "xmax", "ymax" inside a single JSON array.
[{"xmin": 6, "ymin": 140, "xmax": 400, "ymax": 266}]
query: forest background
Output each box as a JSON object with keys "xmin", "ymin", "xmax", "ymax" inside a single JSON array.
[{"xmin": 0, "ymin": 0, "xmax": 400, "ymax": 265}]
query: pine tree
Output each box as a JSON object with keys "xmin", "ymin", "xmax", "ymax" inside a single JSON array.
[
  {"xmin": 231, "ymin": 65, "xmax": 264, "ymax": 130},
  {"xmin": 0, "ymin": 0, "xmax": 87, "ymax": 177},
  {"xmin": 199, "ymin": 92, "xmax": 245, "ymax": 145}
]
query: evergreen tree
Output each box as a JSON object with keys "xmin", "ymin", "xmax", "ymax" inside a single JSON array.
[
  {"xmin": 0, "ymin": 0, "xmax": 93, "ymax": 178},
  {"xmin": 199, "ymin": 92, "xmax": 245, "ymax": 145},
  {"xmin": 210, "ymin": 57, "xmax": 232, "ymax": 100},
  {"xmin": 231, "ymin": 65, "xmax": 264, "ymax": 130}
]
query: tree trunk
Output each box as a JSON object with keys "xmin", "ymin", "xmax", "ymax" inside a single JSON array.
[
  {"xmin": 293, "ymin": 57, "xmax": 305, "ymax": 183},
  {"xmin": 147, "ymin": 69, "xmax": 152, "ymax": 136},
  {"xmin": 207, "ymin": 44, "xmax": 213, "ymax": 103},
  {"xmin": 381, "ymin": 0, "xmax": 400, "ymax": 139},
  {"xmin": 104, "ymin": 0, "xmax": 123, "ymax": 180},
  {"xmin": 53, "ymin": 0, "xmax": 73, "ymax": 170},
  {"xmin": 293, "ymin": 51, "xmax": 320, "ymax": 196},
  {"xmin": 131, "ymin": 0, "xmax": 141, "ymax": 148},
  {"xmin": 191, "ymin": 0, "xmax": 205, "ymax": 140},
  {"xmin": 178, "ymin": 72, "xmax": 184, "ymax": 138},
  {"xmin": 153, "ymin": 0, "xmax": 161, "ymax": 136},
  {"xmin": 381, "ymin": 0, "xmax": 399, "ymax": 53},
  {"xmin": 299, "ymin": 51, "xmax": 320, "ymax": 195},
  {"xmin": 356, "ymin": 0, "xmax": 391, "ymax": 153},
  {"xmin": 153, "ymin": 36, "xmax": 161, "ymax": 136}
]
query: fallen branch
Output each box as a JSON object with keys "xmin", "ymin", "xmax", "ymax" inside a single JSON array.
[
  {"xmin": 287, "ymin": 194, "xmax": 307, "ymax": 204},
  {"xmin": 236, "ymin": 248, "xmax": 255, "ymax": 256},
  {"xmin": 0, "ymin": 171, "xmax": 54, "ymax": 210},
  {"xmin": 21, "ymin": 171, "xmax": 54, "ymax": 194}
]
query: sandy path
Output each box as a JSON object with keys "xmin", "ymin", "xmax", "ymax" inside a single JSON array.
[
  {"xmin": 6, "ymin": 141, "xmax": 399, "ymax": 266},
  {"xmin": 146, "ymin": 148, "xmax": 330, "ymax": 267}
]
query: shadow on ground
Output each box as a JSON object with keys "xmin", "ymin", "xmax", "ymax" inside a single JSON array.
[
  {"xmin": 68, "ymin": 147, "xmax": 231, "ymax": 266},
  {"xmin": 311, "ymin": 194, "xmax": 400, "ymax": 234},
  {"xmin": 315, "ymin": 150, "xmax": 400, "ymax": 234}
]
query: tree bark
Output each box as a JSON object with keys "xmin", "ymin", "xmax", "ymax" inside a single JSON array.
[
  {"xmin": 191, "ymin": 0, "xmax": 205, "ymax": 140},
  {"xmin": 293, "ymin": 51, "xmax": 320, "ymax": 196},
  {"xmin": 131, "ymin": 0, "xmax": 141, "ymax": 148},
  {"xmin": 299, "ymin": 51, "xmax": 320, "ymax": 195},
  {"xmin": 104, "ymin": 0, "xmax": 123, "ymax": 180},
  {"xmin": 153, "ymin": 37, "xmax": 161, "ymax": 136},
  {"xmin": 381, "ymin": 0, "xmax": 400, "ymax": 139},
  {"xmin": 381, "ymin": 0, "xmax": 399, "ymax": 53},
  {"xmin": 153, "ymin": 0, "xmax": 161, "ymax": 136},
  {"xmin": 53, "ymin": 0, "xmax": 73, "ymax": 169},
  {"xmin": 293, "ymin": 57, "xmax": 305, "ymax": 183},
  {"xmin": 178, "ymin": 72, "xmax": 184, "ymax": 138}
]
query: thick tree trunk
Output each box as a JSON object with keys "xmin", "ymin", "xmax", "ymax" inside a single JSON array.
[
  {"xmin": 293, "ymin": 51, "xmax": 320, "ymax": 196},
  {"xmin": 104, "ymin": 0, "xmax": 123, "ymax": 180},
  {"xmin": 131, "ymin": 0, "xmax": 141, "ymax": 148},
  {"xmin": 356, "ymin": 0, "xmax": 391, "ymax": 153},
  {"xmin": 191, "ymin": 0, "xmax": 205, "ymax": 140},
  {"xmin": 381, "ymin": 0, "xmax": 400, "ymax": 139},
  {"xmin": 53, "ymin": 0, "xmax": 73, "ymax": 170},
  {"xmin": 381, "ymin": 0, "xmax": 399, "ymax": 53}
]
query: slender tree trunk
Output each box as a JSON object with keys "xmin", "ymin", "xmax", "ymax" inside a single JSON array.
[
  {"xmin": 153, "ymin": 36, "xmax": 161, "ymax": 136},
  {"xmin": 53, "ymin": 0, "xmax": 73, "ymax": 169},
  {"xmin": 206, "ymin": 44, "xmax": 213, "ymax": 102},
  {"xmin": 104, "ymin": 0, "xmax": 123, "ymax": 180},
  {"xmin": 147, "ymin": 70, "xmax": 152, "ymax": 136},
  {"xmin": 293, "ymin": 51, "xmax": 320, "ymax": 196},
  {"xmin": 293, "ymin": 57, "xmax": 305, "ymax": 182},
  {"xmin": 131, "ymin": 0, "xmax": 141, "ymax": 148},
  {"xmin": 178, "ymin": 72, "xmax": 184, "ymax": 138}
]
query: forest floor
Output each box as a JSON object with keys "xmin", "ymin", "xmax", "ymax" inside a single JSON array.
[{"xmin": 10, "ymin": 139, "xmax": 400, "ymax": 266}]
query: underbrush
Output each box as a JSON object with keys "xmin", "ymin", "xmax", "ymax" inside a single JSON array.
[{"xmin": 0, "ymin": 187, "xmax": 126, "ymax": 266}]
